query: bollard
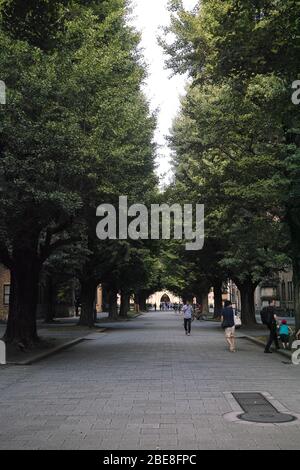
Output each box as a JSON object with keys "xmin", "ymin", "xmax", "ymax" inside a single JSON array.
[{"xmin": 0, "ymin": 340, "xmax": 6, "ymax": 365}]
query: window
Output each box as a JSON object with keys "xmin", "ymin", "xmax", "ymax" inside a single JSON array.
[
  {"xmin": 281, "ymin": 282, "xmax": 286, "ymax": 301},
  {"xmin": 3, "ymin": 284, "xmax": 10, "ymax": 306},
  {"xmin": 288, "ymin": 282, "xmax": 294, "ymax": 302}
]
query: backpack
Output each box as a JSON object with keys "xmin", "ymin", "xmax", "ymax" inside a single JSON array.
[{"xmin": 261, "ymin": 308, "xmax": 274, "ymax": 326}]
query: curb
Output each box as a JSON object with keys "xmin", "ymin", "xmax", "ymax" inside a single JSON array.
[
  {"xmin": 6, "ymin": 330, "xmax": 106, "ymax": 366},
  {"xmin": 243, "ymin": 335, "xmax": 292, "ymax": 360}
]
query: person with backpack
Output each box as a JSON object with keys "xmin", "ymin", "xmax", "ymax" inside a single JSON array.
[
  {"xmin": 221, "ymin": 300, "xmax": 236, "ymax": 352},
  {"xmin": 261, "ymin": 304, "xmax": 280, "ymax": 353}
]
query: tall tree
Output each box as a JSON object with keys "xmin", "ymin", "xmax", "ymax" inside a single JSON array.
[
  {"xmin": 0, "ymin": 0, "xmax": 157, "ymax": 345},
  {"xmin": 163, "ymin": 0, "xmax": 299, "ymax": 325}
]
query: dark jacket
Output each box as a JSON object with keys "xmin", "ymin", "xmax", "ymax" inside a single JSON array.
[
  {"xmin": 261, "ymin": 306, "xmax": 277, "ymax": 326},
  {"xmin": 221, "ymin": 306, "xmax": 235, "ymax": 328}
]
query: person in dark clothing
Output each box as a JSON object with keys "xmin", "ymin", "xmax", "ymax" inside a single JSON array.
[
  {"xmin": 75, "ymin": 298, "xmax": 81, "ymax": 317},
  {"xmin": 182, "ymin": 301, "xmax": 193, "ymax": 336},
  {"xmin": 221, "ymin": 300, "xmax": 236, "ymax": 352},
  {"xmin": 263, "ymin": 305, "xmax": 280, "ymax": 353}
]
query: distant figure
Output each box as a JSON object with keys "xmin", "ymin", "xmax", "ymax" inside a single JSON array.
[
  {"xmin": 182, "ymin": 301, "xmax": 193, "ymax": 336},
  {"xmin": 75, "ymin": 298, "xmax": 81, "ymax": 317},
  {"xmin": 154, "ymin": 303, "xmax": 157, "ymax": 312},
  {"xmin": 278, "ymin": 319, "xmax": 292, "ymax": 350},
  {"xmin": 221, "ymin": 300, "xmax": 236, "ymax": 352},
  {"xmin": 194, "ymin": 303, "xmax": 202, "ymax": 320},
  {"xmin": 261, "ymin": 304, "xmax": 280, "ymax": 354}
]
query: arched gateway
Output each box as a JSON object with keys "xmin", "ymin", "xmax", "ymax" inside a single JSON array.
[
  {"xmin": 147, "ymin": 291, "xmax": 181, "ymax": 307},
  {"xmin": 160, "ymin": 294, "xmax": 171, "ymax": 304}
]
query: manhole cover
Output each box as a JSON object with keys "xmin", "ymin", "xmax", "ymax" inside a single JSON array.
[
  {"xmin": 233, "ymin": 393, "xmax": 295, "ymax": 424},
  {"xmin": 238, "ymin": 412, "xmax": 295, "ymax": 424}
]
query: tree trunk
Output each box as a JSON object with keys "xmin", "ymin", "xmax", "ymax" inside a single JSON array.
[
  {"xmin": 139, "ymin": 293, "xmax": 147, "ymax": 312},
  {"xmin": 294, "ymin": 268, "xmax": 300, "ymax": 333},
  {"xmin": 213, "ymin": 280, "xmax": 223, "ymax": 318},
  {"xmin": 101, "ymin": 284, "xmax": 109, "ymax": 312},
  {"xmin": 44, "ymin": 274, "xmax": 55, "ymax": 323},
  {"xmin": 78, "ymin": 280, "xmax": 97, "ymax": 327},
  {"xmin": 201, "ymin": 291, "xmax": 209, "ymax": 315},
  {"xmin": 119, "ymin": 291, "xmax": 130, "ymax": 318},
  {"xmin": 237, "ymin": 279, "xmax": 257, "ymax": 326},
  {"xmin": 134, "ymin": 292, "xmax": 140, "ymax": 313},
  {"xmin": 4, "ymin": 253, "xmax": 40, "ymax": 348},
  {"xmin": 108, "ymin": 287, "xmax": 119, "ymax": 320},
  {"xmin": 287, "ymin": 212, "xmax": 300, "ymax": 332}
]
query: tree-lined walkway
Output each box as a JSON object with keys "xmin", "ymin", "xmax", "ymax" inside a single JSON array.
[{"xmin": 0, "ymin": 311, "xmax": 300, "ymax": 450}]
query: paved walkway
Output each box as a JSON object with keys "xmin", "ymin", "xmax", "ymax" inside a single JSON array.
[{"xmin": 0, "ymin": 311, "xmax": 300, "ymax": 450}]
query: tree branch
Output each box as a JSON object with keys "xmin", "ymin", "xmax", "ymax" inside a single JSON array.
[{"xmin": 40, "ymin": 236, "xmax": 81, "ymax": 263}]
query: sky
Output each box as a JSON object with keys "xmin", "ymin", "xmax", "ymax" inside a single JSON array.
[{"xmin": 130, "ymin": 0, "xmax": 198, "ymax": 183}]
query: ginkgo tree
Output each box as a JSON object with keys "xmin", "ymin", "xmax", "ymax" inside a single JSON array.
[
  {"xmin": 163, "ymin": 0, "xmax": 299, "ymax": 324},
  {"xmin": 0, "ymin": 0, "xmax": 158, "ymax": 345}
]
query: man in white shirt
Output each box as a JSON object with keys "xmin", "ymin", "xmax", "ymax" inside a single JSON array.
[{"xmin": 182, "ymin": 301, "xmax": 193, "ymax": 336}]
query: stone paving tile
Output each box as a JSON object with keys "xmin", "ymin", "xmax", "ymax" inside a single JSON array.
[{"xmin": 1, "ymin": 311, "xmax": 300, "ymax": 450}]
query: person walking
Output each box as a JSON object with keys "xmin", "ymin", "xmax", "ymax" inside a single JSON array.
[
  {"xmin": 221, "ymin": 300, "xmax": 236, "ymax": 352},
  {"xmin": 75, "ymin": 297, "xmax": 81, "ymax": 317},
  {"xmin": 182, "ymin": 300, "xmax": 193, "ymax": 336},
  {"xmin": 261, "ymin": 304, "xmax": 280, "ymax": 354}
]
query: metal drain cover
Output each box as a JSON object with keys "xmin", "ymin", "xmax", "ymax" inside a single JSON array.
[
  {"xmin": 233, "ymin": 393, "xmax": 295, "ymax": 424},
  {"xmin": 238, "ymin": 412, "xmax": 295, "ymax": 424}
]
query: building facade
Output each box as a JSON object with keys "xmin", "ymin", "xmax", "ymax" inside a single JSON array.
[
  {"xmin": 0, "ymin": 264, "xmax": 10, "ymax": 321},
  {"xmin": 277, "ymin": 269, "xmax": 294, "ymax": 315},
  {"xmin": 254, "ymin": 269, "xmax": 295, "ymax": 315}
]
